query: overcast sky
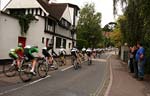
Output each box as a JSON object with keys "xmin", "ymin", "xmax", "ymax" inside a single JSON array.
[{"xmin": 0, "ymin": 0, "xmax": 116, "ymax": 27}]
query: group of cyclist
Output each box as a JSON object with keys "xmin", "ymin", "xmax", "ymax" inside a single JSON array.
[
  {"xmin": 8, "ymin": 42, "xmax": 99, "ymax": 75},
  {"xmin": 8, "ymin": 43, "xmax": 66, "ymax": 75}
]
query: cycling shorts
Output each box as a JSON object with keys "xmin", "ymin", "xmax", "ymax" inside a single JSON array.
[
  {"xmin": 87, "ymin": 52, "xmax": 92, "ymax": 57},
  {"xmin": 42, "ymin": 49, "xmax": 50, "ymax": 57},
  {"xmin": 71, "ymin": 51, "xmax": 77, "ymax": 58},
  {"xmin": 24, "ymin": 49, "xmax": 35, "ymax": 60}
]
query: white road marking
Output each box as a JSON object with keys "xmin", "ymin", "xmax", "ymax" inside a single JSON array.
[
  {"xmin": 61, "ymin": 65, "xmax": 73, "ymax": 71},
  {"xmin": 0, "ymin": 75, "xmax": 51, "ymax": 96},
  {"xmin": 104, "ymin": 58, "xmax": 113, "ymax": 96},
  {"xmin": 92, "ymin": 53, "xmax": 112, "ymax": 96}
]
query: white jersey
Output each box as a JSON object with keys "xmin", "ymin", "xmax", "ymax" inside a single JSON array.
[
  {"xmin": 82, "ymin": 48, "xmax": 86, "ymax": 51},
  {"xmin": 86, "ymin": 48, "xmax": 92, "ymax": 52},
  {"xmin": 71, "ymin": 48, "xmax": 78, "ymax": 52}
]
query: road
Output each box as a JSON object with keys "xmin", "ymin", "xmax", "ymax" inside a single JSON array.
[{"xmin": 0, "ymin": 53, "xmax": 111, "ymax": 96}]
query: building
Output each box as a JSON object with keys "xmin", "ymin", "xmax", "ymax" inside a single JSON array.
[{"xmin": 0, "ymin": 0, "xmax": 79, "ymax": 60}]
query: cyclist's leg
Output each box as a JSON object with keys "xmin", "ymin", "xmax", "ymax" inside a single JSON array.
[
  {"xmin": 48, "ymin": 56, "xmax": 53, "ymax": 65},
  {"xmin": 61, "ymin": 55, "xmax": 65, "ymax": 65},
  {"xmin": 26, "ymin": 53, "xmax": 36, "ymax": 73},
  {"xmin": 9, "ymin": 53, "xmax": 18, "ymax": 65}
]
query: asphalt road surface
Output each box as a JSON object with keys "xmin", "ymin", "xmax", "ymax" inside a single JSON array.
[{"xmin": 0, "ymin": 53, "xmax": 111, "ymax": 96}]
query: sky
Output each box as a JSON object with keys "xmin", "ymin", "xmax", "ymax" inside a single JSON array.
[{"xmin": 0, "ymin": 0, "xmax": 116, "ymax": 27}]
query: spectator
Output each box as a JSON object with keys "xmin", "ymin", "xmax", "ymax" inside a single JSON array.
[
  {"xmin": 129, "ymin": 46, "xmax": 134, "ymax": 73},
  {"xmin": 135, "ymin": 43, "xmax": 145, "ymax": 81},
  {"xmin": 132, "ymin": 45, "xmax": 138, "ymax": 78}
]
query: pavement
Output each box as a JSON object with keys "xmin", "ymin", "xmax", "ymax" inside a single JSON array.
[{"xmin": 105, "ymin": 52, "xmax": 150, "ymax": 96}]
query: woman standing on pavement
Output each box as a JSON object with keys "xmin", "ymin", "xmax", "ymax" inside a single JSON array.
[
  {"xmin": 132, "ymin": 45, "xmax": 138, "ymax": 78},
  {"xmin": 129, "ymin": 46, "xmax": 134, "ymax": 73}
]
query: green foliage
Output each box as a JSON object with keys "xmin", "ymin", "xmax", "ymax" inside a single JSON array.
[
  {"xmin": 19, "ymin": 14, "xmax": 35, "ymax": 35},
  {"xmin": 11, "ymin": 13, "xmax": 35, "ymax": 35},
  {"xmin": 77, "ymin": 3, "xmax": 102, "ymax": 48},
  {"xmin": 109, "ymin": 25, "xmax": 122, "ymax": 47},
  {"xmin": 76, "ymin": 39, "xmax": 88, "ymax": 50}
]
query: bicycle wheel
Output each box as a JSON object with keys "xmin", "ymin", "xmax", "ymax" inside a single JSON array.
[
  {"xmin": 52, "ymin": 60, "xmax": 59, "ymax": 70},
  {"xmin": 19, "ymin": 63, "xmax": 32, "ymax": 82},
  {"xmin": 88, "ymin": 58, "xmax": 92, "ymax": 65},
  {"xmin": 3, "ymin": 62, "xmax": 17, "ymax": 77},
  {"xmin": 72, "ymin": 58, "xmax": 78, "ymax": 70},
  {"xmin": 61, "ymin": 56, "xmax": 66, "ymax": 65},
  {"xmin": 37, "ymin": 62, "xmax": 48, "ymax": 78}
]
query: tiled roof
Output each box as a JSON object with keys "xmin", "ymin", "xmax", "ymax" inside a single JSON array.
[{"xmin": 37, "ymin": 0, "xmax": 67, "ymax": 20}]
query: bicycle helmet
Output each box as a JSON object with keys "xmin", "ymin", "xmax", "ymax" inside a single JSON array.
[{"xmin": 18, "ymin": 43, "xmax": 23, "ymax": 47}]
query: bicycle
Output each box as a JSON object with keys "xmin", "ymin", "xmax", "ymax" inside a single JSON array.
[
  {"xmin": 71, "ymin": 52, "xmax": 81, "ymax": 70},
  {"xmin": 86, "ymin": 52, "xmax": 92, "ymax": 65},
  {"xmin": 41, "ymin": 56, "xmax": 58, "ymax": 71},
  {"xmin": 3, "ymin": 56, "xmax": 26, "ymax": 77},
  {"xmin": 19, "ymin": 57, "xmax": 48, "ymax": 82}
]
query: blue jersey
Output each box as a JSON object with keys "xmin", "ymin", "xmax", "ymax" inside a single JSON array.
[{"xmin": 135, "ymin": 47, "xmax": 145, "ymax": 62}]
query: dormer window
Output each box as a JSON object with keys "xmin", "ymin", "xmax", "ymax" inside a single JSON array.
[{"xmin": 59, "ymin": 18, "xmax": 71, "ymax": 29}]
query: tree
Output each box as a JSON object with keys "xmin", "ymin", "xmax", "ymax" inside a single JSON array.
[
  {"xmin": 109, "ymin": 20, "xmax": 122, "ymax": 47},
  {"xmin": 77, "ymin": 3, "xmax": 102, "ymax": 48},
  {"xmin": 113, "ymin": 0, "xmax": 150, "ymax": 73},
  {"xmin": 102, "ymin": 22, "xmax": 117, "ymax": 47}
]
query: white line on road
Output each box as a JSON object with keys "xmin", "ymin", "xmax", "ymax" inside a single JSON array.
[
  {"xmin": 61, "ymin": 65, "xmax": 73, "ymax": 71},
  {"xmin": 106, "ymin": 54, "xmax": 111, "ymax": 60},
  {"xmin": 29, "ymin": 75, "xmax": 51, "ymax": 85},
  {"xmin": 0, "ymin": 75, "xmax": 51, "ymax": 96},
  {"xmin": 92, "ymin": 54, "xmax": 112, "ymax": 96},
  {"xmin": 104, "ymin": 58, "xmax": 113, "ymax": 96}
]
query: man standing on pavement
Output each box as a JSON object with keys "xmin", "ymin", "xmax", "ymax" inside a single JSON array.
[{"xmin": 136, "ymin": 43, "xmax": 145, "ymax": 80}]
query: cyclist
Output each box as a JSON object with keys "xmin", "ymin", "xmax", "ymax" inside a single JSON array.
[
  {"xmin": 81, "ymin": 47, "xmax": 86, "ymax": 60},
  {"xmin": 71, "ymin": 47, "xmax": 81, "ymax": 66},
  {"xmin": 59, "ymin": 46, "xmax": 66, "ymax": 65},
  {"xmin": 24, "ymin": 45, "xmax": 40, "ymax": 75},
  {"xmin": 86, "ymin": 48, "xmax": 92, "ymax": 61},
  {"xmin": 92, "ymin": 48, "xmax": 97, "ymax": 58},
  {"xmin": 42, "ymin": 44, "xmax": 53, "ymax": 65},
  {"xmin": 59, "ymin": 46, "xmax": 66, "ymax": 56},
  {"xmin": 9, "ymin": 43, "xmax": 24, "ymax": 68}
]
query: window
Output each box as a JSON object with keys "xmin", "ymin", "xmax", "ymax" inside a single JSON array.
[
  {"xmin": 63, "ymin": 39, "xmax": 66, "ymax": 49},
  {"xmin": 42, "ymin": 37, "xmax": 44, "ymax": 44},
  {"xmin": 46, "ymin": 38, "xmax": 49, "ymax": 47},
  {"xmin": 56, "ymin": 37, "xmax": 61, "ymax": 48},
  {"xmin": 75, "ymin": 9, "xmax": 78, "ymax": 16},
  {"xmin": 60, "ymin": 18, "xmax": 71, "ymax": 29},
  {"xmin": 45, "ymin": 18, "xmax": 54, "ymax": 32},
  {"xmin": 69, "ymin": 43, "xmax": 71, "ymax": 48}
]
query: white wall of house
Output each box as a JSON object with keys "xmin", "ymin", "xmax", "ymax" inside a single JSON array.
[
  {"xmin": 0, "ymin": 14, "xmax": 54, "ymax": 59},
  {"xmin": 69, "ymin": 7, "xmax": 74, "ymax": 25},
  {"xmin": 55, "ymin": 24, "xmax": 71, "ymax": 37},
  {"xmin": 62, "ymin": 5, "xmax": 72, "ymax": 24},
  {"xmin": 0, "ymin": 13, "xmax": 21, "ymax": 59},
  {"xmin": 26, "ymin": 16, "xmax": 53, "ymax": 56}
]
